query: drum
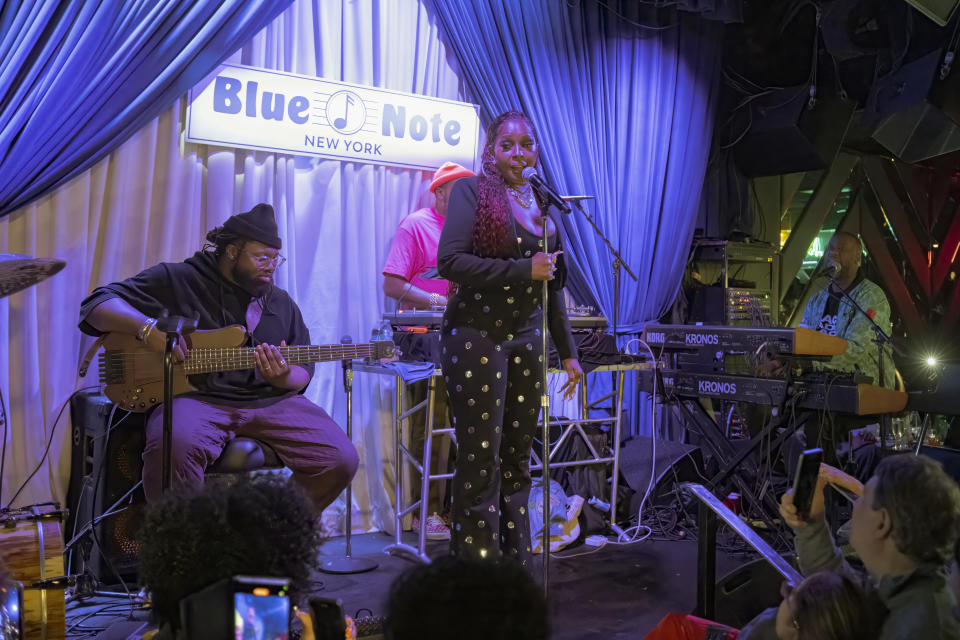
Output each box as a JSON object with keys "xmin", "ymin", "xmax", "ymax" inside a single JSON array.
[{"xmin": 0, "ymin": 503, "xmax": 66, "ymax": 640}]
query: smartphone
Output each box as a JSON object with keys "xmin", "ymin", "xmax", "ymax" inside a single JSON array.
[
  {"xmin": 309, "ymin": 596, "xmax": 347, "ymax": 640},
  {"xmin": 180, "ymin": 575, "xmax": 290, "ymax": 640},
  {"xmin": 792, "ymin": 448, "xmax": 823, "ymax": 521},
  {"xmin": 234, "ymin": 578, "xmax": 290, "ymax": 640}
]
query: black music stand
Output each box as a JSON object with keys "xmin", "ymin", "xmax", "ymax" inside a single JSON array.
[
  {"xmin": 682, "ymin": 483, "xmax": 802, "ymax": 620},
  {"xmin": 157, "ymin": 315, "xmax": 198, "ymax": 492}
]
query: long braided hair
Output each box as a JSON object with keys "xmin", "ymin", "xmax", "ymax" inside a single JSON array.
[{"xmin": 472, "ymin": 110, "xmax": 542, "ymax": 258}]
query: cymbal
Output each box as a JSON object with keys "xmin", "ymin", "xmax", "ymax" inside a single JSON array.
[{"xmin": 0, "ymin": 254, "xmax": 66, "ymax": 299}]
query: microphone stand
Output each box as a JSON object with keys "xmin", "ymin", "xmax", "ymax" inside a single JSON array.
[
  {"xmin": 539, "ymin": 212, "xmax": 553, "ymax": 596},
  {"xmin": 567, "ymin": 200, "xmax": 638, "ymax": 339},
  {"xmin": 530, "ymin": 177, "xmax": 569, "ymax": 594},
  {"xmin": 824, "ymin": 277, "xmax": 899, "ymax": 450},
  {"xmin": 320, "ymin": 336, "xmax": 379, "ymax": 574},
  {"xmin": 156, "ymin": 314, "xmax": 198, "ymax": 492},
  {"xmin": 565, "ymin": 198, "xmax": 637, "ymax": 536}
]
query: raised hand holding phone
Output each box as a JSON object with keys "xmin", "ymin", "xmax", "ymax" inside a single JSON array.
[
  {"xmin": 780, "ymin": 457, "xmax": 864, "ymax": 529},
  {"xmin": 791, "ymin": 448, "xmax": 823, "ymax": 521}
]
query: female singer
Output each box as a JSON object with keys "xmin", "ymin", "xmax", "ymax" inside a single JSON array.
[{"xmin": 437, "ymin": 110, "xmax": 583, "ymax": 567}]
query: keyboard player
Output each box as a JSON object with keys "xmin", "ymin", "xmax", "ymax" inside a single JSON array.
[
  {"xmin": 792, "ymin": 231, "xmax": 895, "ymax": 475},
  {"xmin": 799, "ymin": 231, "xmax": 894, "ymax": 388}
]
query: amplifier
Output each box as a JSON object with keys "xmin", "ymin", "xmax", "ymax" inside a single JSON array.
[{"xmin": 67, "ymin": 392, "xmax": 145, "ymax": 582}]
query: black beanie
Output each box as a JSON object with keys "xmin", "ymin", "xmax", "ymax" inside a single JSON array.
[{"xmin": 222, "ymin": 203, "xmax": 282, "ymax": 249}]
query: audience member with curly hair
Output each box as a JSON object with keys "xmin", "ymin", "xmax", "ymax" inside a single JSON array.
[{"xmin": 138, "ymin": 475, "xmax": 322, "ymax": 637}]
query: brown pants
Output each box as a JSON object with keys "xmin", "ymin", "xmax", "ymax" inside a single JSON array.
[{"xmin": 142, "ymin": 395, "xmax": 358, "ymax": 512}]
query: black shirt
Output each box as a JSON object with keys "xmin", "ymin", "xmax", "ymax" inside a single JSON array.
[
  {"xmin": 816, "ymin": 271, "xmax": 864, "ymax": 338},
  {"xmin": 78, "ymin": 251, "xmax": 313, "ymax": 407},
  {"xmin": 437, "ymin": 176, "xmax": 576, "ymax": 360}
]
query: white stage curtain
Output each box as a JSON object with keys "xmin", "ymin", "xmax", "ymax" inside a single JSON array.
[{"xmin": 0, "ymin": 0, "xmax": 467, "ymax": 535}]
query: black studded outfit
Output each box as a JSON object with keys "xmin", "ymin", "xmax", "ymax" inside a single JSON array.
[{"xmin": 436, "ymin": 176, "xmax": 576, "ymax": 566}]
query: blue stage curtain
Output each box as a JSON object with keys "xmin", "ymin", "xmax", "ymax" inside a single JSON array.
[
  {"xmin": 429, "ymin": 1, "xmax": 725, "ymax": 333},
  {"xmin": 0, "ymin": 0, "xmax": 293, "ymax": 217}
]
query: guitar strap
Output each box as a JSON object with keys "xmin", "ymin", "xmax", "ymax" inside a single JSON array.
[{"xmin": 246, "ymin": 297, "xmax": 264, "ymax": 336}]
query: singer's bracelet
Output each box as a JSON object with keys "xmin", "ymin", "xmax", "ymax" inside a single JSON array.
[
  {"xmin": 136, "ymin": 317, "xmax": 158, "ymax": 343},
  {"xmin": 429, "ymin": 292, "xmax": 443, "ymax": 307}
]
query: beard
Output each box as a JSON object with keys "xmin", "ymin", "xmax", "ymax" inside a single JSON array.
[{"xmin": 231, "ymin": 262, "xmax": 273, "ymax": 298}]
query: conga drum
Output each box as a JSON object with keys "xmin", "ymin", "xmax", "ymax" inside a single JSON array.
[{"xmin": 0, "ymin": 503, "xmax": 66, "ymax": 640}]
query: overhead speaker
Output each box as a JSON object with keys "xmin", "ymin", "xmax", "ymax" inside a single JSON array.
[
  {"xmin": 869, "ymin": 49, "xmax": 960, "ymax": 162},
  {"xmin": 733, "ymin": 88, "xmax": 856, "ymax": 177},
  {"xmin": 904, "ymin": 0, "xmax": 960, "ymax": 26},
  {"xmin": 821, "ymin": 0, "xmax": 893, "ymax": 61},
  {"xmin": 929, "ymin": 54, "xmax": 960, "ymax": 127}
]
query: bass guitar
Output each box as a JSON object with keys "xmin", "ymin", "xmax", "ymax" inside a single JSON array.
[{"xmin": 97, "ymin": 325, "xmax": 394, "ymax": 412}]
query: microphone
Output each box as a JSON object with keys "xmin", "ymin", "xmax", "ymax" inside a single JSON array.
[
  {"xmin": 814, "ymin": 262, "xmax": 841, "ymax": 279},
  {"xmin": 521, "ymin": 167, "xmax": 571, "ymax": 214}
]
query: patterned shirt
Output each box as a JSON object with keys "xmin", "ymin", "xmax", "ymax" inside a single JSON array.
[{"xmin": 799, "ymin": 275, "xmax": 894, "ymax": 388}]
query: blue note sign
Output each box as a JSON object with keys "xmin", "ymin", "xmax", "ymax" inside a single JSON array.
[{"xmin": 186, "ymin": 64, "xmax": 480, "ymax": 171}]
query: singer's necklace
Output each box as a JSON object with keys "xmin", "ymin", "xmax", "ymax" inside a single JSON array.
[{"xmin": 507, "ymin": 182, "xmax": 535, "ymax": 209}]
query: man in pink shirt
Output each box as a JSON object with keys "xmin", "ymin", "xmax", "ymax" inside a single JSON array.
[
  {"xmin": 383, "ymin": 162, "xmax": 475, "ymax": 309},
  {"xmin": 382, "ymin": 162, "xmax": 474, "ymax": 541}
]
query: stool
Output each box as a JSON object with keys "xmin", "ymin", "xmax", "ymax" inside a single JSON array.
[{"xmin": 206, "ymin": 437, "xmax": 284, "ymax": 474}]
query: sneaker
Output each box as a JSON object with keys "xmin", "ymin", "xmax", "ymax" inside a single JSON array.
[{"xmin": 425, "ymin": 512, "xmax": 451, "ymax": 541}]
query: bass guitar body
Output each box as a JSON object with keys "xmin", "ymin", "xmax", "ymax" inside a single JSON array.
[{"xmin": 99, "ymin": 325, "xmax": 247, "ymax": 412}]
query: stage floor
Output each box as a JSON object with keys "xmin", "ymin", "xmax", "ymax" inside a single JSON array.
[{"xmin": 71, "ymin": 531, "xmax": 749, "ymax": 639}]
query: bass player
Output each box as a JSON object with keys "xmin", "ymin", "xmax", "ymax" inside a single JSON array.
[{"xmin": 78, "ymin": 203, "xmax": 358, "ymax": 513}]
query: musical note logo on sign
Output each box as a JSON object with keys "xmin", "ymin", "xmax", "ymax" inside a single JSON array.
[
  {"xmin": 325, "ymin": 90, "xmax": 367, "ymax": 135},
  {"xmin": 185, "ymin": 64, "xmax": 480, "ymax": 171}
]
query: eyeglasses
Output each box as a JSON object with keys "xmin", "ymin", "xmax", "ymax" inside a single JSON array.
[{"xmin": 244, "ymin": 251, "xmax": 286, "ymax": 268}]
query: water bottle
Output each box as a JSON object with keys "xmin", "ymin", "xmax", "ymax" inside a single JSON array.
[
  {"xmin": 378, "ymin": 320, "xmax": 394, "ymax": 345},
  {"xmin": 367, "ymin": 321, "xmax": 394, "ymax": 364}
]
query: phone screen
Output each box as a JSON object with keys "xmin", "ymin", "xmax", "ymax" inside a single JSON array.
[
  {"xmin": 792, "ymin": 448, "xmax": 823, "ymax": 520},
  {"xmin": 0, "ymin": 582, "xmax": 22, "ymax": 637},
  {"xmin": 309, "ymin": 597, "xmax": 346, "ymax": 640},
  {"xmin": 234, "ymin": 590, "xmax": 290, "ymax": 640}
]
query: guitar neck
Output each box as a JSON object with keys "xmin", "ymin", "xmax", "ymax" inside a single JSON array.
[{"xmin": 182, "ymin": 344, "xmax": 379, "ymax": 375}]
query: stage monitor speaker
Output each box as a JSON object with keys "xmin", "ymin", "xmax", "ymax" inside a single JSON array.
[
  {"xmin": 733, "ymin": 89, "xmax": 856, "ymax": 177},
  {"xmin": 67, "ymin": 392, "xmax": 146, "ymax": 583},
  {"xmin": 617, "ymin": 435, "xmax": 702, "ymax": 503},
  {"xmin": 905, "ymin": 0, "xmax": 960, "ymax": 25},
  {"xmin": 869, "ymin": 48, "xmax": 960, "ymax": 162},
  {"xmin": 713, "ymin": 557, "xmax": 798, "ymax": 628}
]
